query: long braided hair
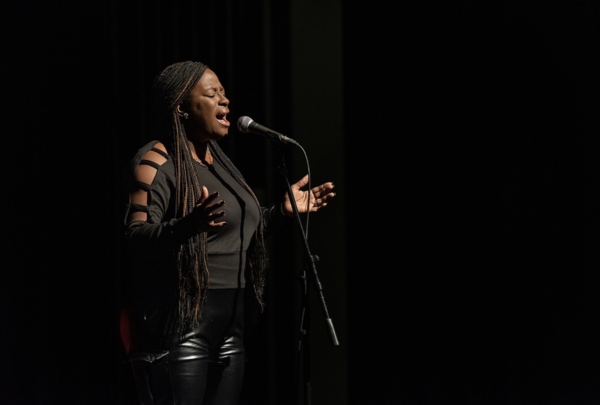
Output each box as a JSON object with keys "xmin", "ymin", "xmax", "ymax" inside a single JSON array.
[{"xmin": 152, "ymin": 61, "xmax": 267, "ymax": 330}]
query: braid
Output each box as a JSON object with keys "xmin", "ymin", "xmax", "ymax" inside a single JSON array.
[{"xmin": 152, "ymin": 61, "xmax": 267, "ymax": 330}]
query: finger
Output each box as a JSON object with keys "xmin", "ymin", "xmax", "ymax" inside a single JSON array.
[
  {"xmin": 204, "ymin": 202, "xmax": 225, "ymax": 215},
  {"xmin": 309, "ymin": 189, "xmax": 336, "ymax": 206},
  {"xmin": 309, "ymin": 203, "xmax": 321, "ymax": 212},
  {"xmin": 318, "ymin": 191, "xmax": 336, "ymax": 202},
  {"xmin": 310, "ymin": 202, "xmax": 328, "ymax": 212},
  {"xmin": 312, "ymin": 182, "xmax": 335, "ymax": 197},
  {"xmin": 208, "ymin": 210, "xmax": 226, "ymax": 221},
  {"xmin": 310, "ymin": 190, "xmax": 335, "ymax": 208},
  {"xmin": 201, "ymin": 191, "xmax": 221, "ymax": 207},
  {"xmin": 208, "ymin": 216, "xmax": 228, "ymax": 226},
  {"xmin": 292, "ymin": 174, "xmax": 309, "ymax": 190}
]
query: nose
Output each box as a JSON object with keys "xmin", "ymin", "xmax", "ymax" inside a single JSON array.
[{"xmin": 218, "ymin": 93, "xmax": 229, "ymax": 107}]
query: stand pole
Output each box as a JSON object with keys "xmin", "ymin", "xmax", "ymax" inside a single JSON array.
[{"xmin": 275, "ymin": 151, "xmax": 339, "ymax": 405}]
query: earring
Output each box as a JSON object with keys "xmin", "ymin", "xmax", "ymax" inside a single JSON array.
[{"xmin": 183, "ymin": 112, "xmax": 189, "ymax": 119}]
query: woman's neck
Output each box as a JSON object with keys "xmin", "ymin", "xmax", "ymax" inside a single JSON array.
[{"xmin": 188, "ymin": 140, "xmax": 213, "ymax": 165}]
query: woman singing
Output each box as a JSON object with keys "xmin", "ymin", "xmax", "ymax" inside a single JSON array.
[{"xmin": 123, "ymin": 61, "xmax": 335, "ymax": 405}]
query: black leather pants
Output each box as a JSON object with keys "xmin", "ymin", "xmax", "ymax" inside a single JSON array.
[{"xmin": 130, "ymin": 288, "xmax": 245, "ymax": 405}]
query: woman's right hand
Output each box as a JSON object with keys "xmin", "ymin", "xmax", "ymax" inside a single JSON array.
[{"xmin": 190, "ymin": 186, "xmax": 226, "ymax": 232}]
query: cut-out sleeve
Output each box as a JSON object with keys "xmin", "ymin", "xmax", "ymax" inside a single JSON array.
[{"xmin": 123, "ymin": 145, "xmax": 198, "ymax": 261}]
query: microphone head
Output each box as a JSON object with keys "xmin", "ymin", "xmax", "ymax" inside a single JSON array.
[{"xmin": 237, "ymin": 116, "xmax": 254, "ymax": 133}]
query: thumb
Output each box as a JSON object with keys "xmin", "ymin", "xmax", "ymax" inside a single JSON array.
[
  {"xmin": 198, "ymin": 186, "xmax": 209, "ymax": 205},
  {"xmin": 293, "ymin": 174, "xmax": 309, "ymax": 190}
]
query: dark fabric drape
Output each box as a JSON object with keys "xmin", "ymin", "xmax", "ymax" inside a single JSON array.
[
  {"xmin": 343, "ymin": 2, "xmax": 600, "ymax": 404},
  {"xmin": 5, "ymin": 0, "xmax": 600, "ymax": 404}
]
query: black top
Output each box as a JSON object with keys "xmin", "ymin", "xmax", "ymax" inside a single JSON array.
[
  {"xmin": 123, "ymin": 141, "xmax": 287, "ymax": 308},
  {"xmin": 193, "ymin": 157, "xmax": 259, "ymax": 289}
]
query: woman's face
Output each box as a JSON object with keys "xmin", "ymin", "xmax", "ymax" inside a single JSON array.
[{"xmin": 180, "ymin": 69, "xmax": 230, "ymax": 142}]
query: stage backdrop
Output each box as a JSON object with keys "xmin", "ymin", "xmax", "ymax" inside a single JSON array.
[{"xmin": 4, "ymin": 0, "xmax": 600, "ymax": 404}]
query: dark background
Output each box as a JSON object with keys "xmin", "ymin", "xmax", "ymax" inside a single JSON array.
[{"xmin": 4, "ymin": 1, "xmax": 600, "ymax": 404}]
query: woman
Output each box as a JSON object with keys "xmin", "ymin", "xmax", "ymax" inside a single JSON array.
[{"xmin": 123, "ymin": 61, "xmax": 335, "ymax": 405}]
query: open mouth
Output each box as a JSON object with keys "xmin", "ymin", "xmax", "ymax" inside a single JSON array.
[{"xmin": 216, "ymin": 113, "xmax": 230, "ymax": 127}]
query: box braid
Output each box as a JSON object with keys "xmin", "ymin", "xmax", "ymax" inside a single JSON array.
[{"xmin": 152, "ymin": 61, "xmax": 267, "ymax": 331}]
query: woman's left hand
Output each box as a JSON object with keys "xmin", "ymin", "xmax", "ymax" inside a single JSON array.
[{"xmin": 282, "ymin": 175, "xmax": 335, "ymax": 217}]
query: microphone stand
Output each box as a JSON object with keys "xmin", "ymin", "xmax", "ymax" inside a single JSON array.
[{"xmin": 275, "ymin": 149, "xmax": 339, "ymax": 405}]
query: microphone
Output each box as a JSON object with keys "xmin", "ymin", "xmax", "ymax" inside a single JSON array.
[{"xmin": 237, "ymin": 116, "xmax": 300, "ymax": 146}]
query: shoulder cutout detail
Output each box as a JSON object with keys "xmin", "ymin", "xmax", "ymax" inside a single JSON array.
[
  {"xmin": 153, "ymin": 142, "xmax": 168, "ymax": 154},
  {"xmin": 151, "ymin": 147, "xmax": 169, "ymax": 159},
  {"xmin": 133, "ymin": 149, "xmax": 168, "ymax": 186},
  {"xmin": 142, "ymin": 149, "xmax": 168, "ymax": 167}
]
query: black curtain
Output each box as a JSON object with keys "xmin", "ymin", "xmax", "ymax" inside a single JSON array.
[
  {"xmin": 343, "ymin": 1, "xmax": 600, "ymax": 404},
  {"xmin": 4, "ymin": 1, "xmax": 600, "ymax": 404}
]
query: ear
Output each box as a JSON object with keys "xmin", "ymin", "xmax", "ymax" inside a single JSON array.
[{"xmin": 176, "ymin": 104, "xmax": 190, "ymax": 120}]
